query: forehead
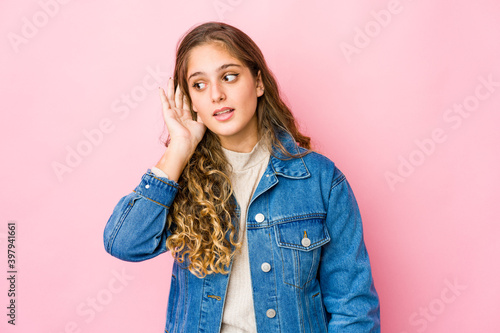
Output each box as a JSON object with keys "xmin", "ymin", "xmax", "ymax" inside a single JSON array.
[{"xmin": 187, "ymin": 42, "xmax": 243, "ymax": 75}]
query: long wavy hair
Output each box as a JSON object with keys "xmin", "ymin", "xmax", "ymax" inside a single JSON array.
[{"xmin": 164, "ymin": 21, "xmax": 311, "ymax": 278}]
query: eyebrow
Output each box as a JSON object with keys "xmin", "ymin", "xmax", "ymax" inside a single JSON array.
[{"xmin": 187, "ymin": 63, "xmax": 242, "ymax": 81}]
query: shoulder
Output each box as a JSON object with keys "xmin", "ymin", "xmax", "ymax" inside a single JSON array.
[
  {"xmin": 299, "ymin": 149, "xmax": 345, "ymax": 187},
  {"xmin": 300, "ymin": 148, "xmax": 334, "ymax": 168},
  {"xmin": 273, "ymin": 129, "xmax": 345, "ymax": 186}
]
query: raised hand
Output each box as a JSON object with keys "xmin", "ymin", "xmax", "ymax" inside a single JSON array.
[
  {"xmin": 155, "ymin": 78, "xmax": 206, "ymax": 182},
  {"xmin": 159, "ymin": 77, "xmax": 206, "ymax": 153}
]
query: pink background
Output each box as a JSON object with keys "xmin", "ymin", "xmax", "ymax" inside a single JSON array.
[{"xmin": 2, "ymin": 1, "xmax": 499, "ymax": 332}]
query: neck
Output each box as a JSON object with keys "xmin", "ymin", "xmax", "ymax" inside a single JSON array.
[{"xmin": 219, "ymin": 132, "xmax": 259, "ymax": 153}]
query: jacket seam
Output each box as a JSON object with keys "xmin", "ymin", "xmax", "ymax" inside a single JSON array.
[
  {"xmin": 330, "ymin": 171, "xmax": 346, "ymax": 190},
  {"xmin": 132, "ymin": 190, "xmax": 170, "ymax": 209},
  {"xmin": 105, "ymin": 196, "xmax": 136, "ymax": 254},
  {"xmin": 146, "ymin": 172, "xmax": 180, "ymax": 189},
  {"xmin": 272, "ymin": 213, "xmax": 327, "ymax": 225},
  {"xmin": 180, "ymin": 269, "xmax": 188, "ymax": 332},
  {"xmin": 269, "ymin": 230, "xmax": 281, "ymax": 332},
  {"xmin": 297, "ymin": 283, "xmax": 305, "ymax": 332},
  {"xmin": 276, "ymin": 238, "xmax": 328, "ymax": 251},
  {"xmin": 306, "ymin": 246, "xmax": 319, "ymax": 285},
  {"xmin": 304, "ymin": 288, "xmax": 313, "ymax": 333},
  {"xmin": 269, "ymin": 154, "xmax": 311, "ymax": 179}
]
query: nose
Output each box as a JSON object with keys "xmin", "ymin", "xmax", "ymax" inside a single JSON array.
[{"xmin": 210, "ymin": 82, "xmax": 225, "ymax": 103}]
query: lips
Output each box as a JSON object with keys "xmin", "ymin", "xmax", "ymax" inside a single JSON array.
[
  {"xmin": 213, "ymin": 107, "xmax": 234, "ymax": 116},
  {"xmin": 213, "ymin": 107, "xmax": 235, "ymax": 121}
]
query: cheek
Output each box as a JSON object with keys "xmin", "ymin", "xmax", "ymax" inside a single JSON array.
[
  {"xmin": 242, "ymin": 82, "xmax": 258, "ymax": 101},
  {"xmin": 189, "ymin": 94, "xmax": 201, "ymax": 112},
  {"xmin": 192, "ymin": 101, "xmax": 211, "ymax": 120},
  {"xmin": 242, "ymin": 88, "xmax": 258, "ymax": 111}
]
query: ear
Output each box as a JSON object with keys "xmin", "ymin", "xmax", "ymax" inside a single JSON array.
[{"xmin": 255, "ymin": 70, "xmax": 264, "ymax": 97}]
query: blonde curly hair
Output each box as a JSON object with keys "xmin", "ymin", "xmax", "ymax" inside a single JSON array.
[{"xmin": 165, "ymin": 22, "xmax": 311, "ymax": 278}]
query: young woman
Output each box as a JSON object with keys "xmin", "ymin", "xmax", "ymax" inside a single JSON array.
[{"xmin": 103, "ymin": 21, "xmax": 380, "ymax": 332}]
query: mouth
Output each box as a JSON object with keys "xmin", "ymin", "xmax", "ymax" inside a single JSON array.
[
  {"xmin": 213, "ymin": 107, "xmax": 234, "ymax": 116},
  {"xmin": 213, "ymin": 107, "xmax": 235, "ymax": 121}
]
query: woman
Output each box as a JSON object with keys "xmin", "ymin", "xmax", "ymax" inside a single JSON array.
[{"xmin": 103, "ymin": 21, "xmax": 380, "ymax": 332}]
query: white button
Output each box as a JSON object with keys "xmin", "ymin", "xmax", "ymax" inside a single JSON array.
[
  {"xmin": 266, "ymin": 309, "xmax": 276, "ymax": 318},
  {"xmin": 261, "ymin": 262, "xmax": 271, "ymax": 272},
  {"xmin": 255, "ymin": 213, "xmax": 265, "ymax": 223},
  {"xmin": 145, "ymin": 184, "xmax": 150, "ymax": 189},
  {"xmin": 301, "ymin": 237, "xmax": 311, "ymax": 247}
]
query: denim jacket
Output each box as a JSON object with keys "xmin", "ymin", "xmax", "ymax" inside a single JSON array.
[{"xmin": 103, "ymin": 132, "xmax": 380, "ymax": 332}]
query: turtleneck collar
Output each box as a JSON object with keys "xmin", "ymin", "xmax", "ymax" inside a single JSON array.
[{"xmin": 222, "ymin": 139, "xmax": 270, "ymax": 172}]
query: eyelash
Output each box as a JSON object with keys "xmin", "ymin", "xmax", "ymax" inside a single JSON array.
[
  {"xmin": 223, "ymin": 73, "xmax": 239, "ymax": 82},
  {"xmin": 192, "ymin": 73, "xmax": 239, "ymax": 90}
]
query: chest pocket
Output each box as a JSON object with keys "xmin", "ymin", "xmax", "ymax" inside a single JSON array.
[{"xmin": 274, "ymin": 217, "xmax": 330, "ymax": 288}]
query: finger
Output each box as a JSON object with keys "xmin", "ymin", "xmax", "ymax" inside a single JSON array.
[
  {"xmin": 182, "ymin": 95, "xmax": 190, "ymax": 112},
  {"xmin": 174, "ymin": 84, "xmax": 183, "ymax": 109},
  {"xmin": 176, "ymin": 94, "xmax": 193, "ymax": 122},
  {"xmin": 159, "ymin": 87, "xmax": 181, "ymax": 122},
  {"xmin": 167, "ymin": 77, "xmax": 175, "ymax": 107},
  {"xmin": 159, "ymin": 87, "xmax": 170, "ymax": 110},
  {"xmin": 159, "ymin": 87, "xmax": 171, "ymax": 119}
]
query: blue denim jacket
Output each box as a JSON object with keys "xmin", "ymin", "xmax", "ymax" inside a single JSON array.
[{"xmin": 103, "ymin": 132, "xmax": 380, "ymax": 332}]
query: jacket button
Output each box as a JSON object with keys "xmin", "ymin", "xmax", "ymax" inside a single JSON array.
[
  {"xmin": 266, "ymin": 309, "xmax": 276, "ymax": 318},
  {"xmin": 301, "ymin": 237, "xmax": 311, "ymax": 247},
  {"xmin": 145, "ymin": 184, "xmax": 150, "ymax": 189},
  {"xmin": 255, "ymin": 213, "xmax": 265, "ymax": 223},
  {"xmin": 261, "ymin": 262, "xmax": 271, "ymax": 272}
]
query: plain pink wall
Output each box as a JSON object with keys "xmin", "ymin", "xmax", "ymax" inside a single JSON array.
[{"xmin": 2, "ymin": 0, "xmax": 499, "ymax": 332}]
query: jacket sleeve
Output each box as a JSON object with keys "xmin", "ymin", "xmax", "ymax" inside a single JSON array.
[
  {"xmin": 319, "ymin": 168, "xmax": 380, "ymax": 332},
  {"xmin": 103, "ymin": 169, "xmax": 179, "ymax": 262}
]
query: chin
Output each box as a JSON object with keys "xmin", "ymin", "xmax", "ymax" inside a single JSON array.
[
  {"xmin": 206, "ymin": 125, "xmax": 239, "ymax": 137},
  {"xmin": 213, "ymin": 131, "xmax": 239, "ymax": 139}
]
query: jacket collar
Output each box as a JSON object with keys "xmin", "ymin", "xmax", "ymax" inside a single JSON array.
[{"xmin": 269, "ymin": 129, "xmax": 310, "ymax": 179}]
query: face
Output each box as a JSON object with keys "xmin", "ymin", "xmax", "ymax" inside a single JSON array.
[{"xmin": 186, "ymin": 42, "xmax": 264, "ymax": 151}]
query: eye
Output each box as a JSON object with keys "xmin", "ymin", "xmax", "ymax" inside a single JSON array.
[
  {"xmin": 223, "ymin": 73, "xmax": 239, "ymax": 82},
  {"xmin": 192, "ymin": 82, "xmax": 206, "ymax": 90}
]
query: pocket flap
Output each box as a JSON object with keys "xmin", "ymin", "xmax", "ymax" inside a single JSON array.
[{"xmin": 275, "ymin": 218, "xmax": 330, "ymax": 251}]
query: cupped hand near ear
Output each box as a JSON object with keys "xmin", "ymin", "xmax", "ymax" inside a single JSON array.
[{"xmin": 159, "ymin": 78, "xmax": 206, "ymax": 153}]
